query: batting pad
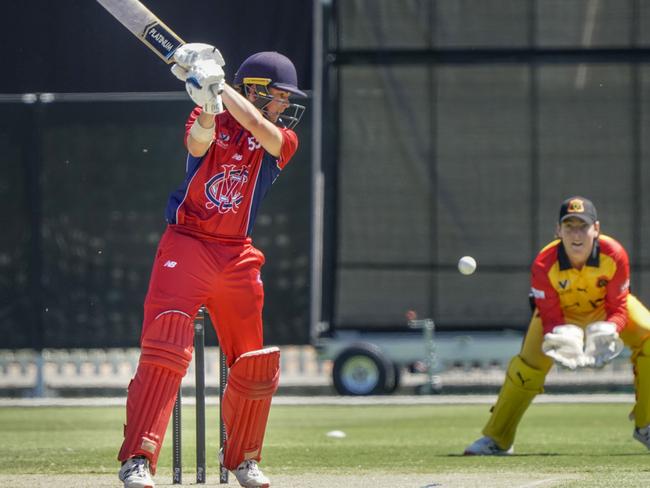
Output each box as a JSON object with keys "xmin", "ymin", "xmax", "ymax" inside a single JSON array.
[
  {"xmin": 633, "ymin": 340, "xmax": 650, "ymax": 428},
  {"xmin": 222, "ymin": 347, "xmax": 280, "ymax": 470},
  {"xmin": 483, "ymin": 355, "xmax": 546, "ymax": 450},
  {"xmin": 118, "ymin": 311, "xmax": 194, "ymax": 474}
]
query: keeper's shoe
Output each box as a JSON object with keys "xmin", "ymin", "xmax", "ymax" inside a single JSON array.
[
  {"xmin": 463, "ymin": 436, "xmax": 514, "ymax": 456},
  {"xmin": 633, "ymin": 425, "xmax": 650, "ymax": 450},
  {"xmin": 220, "ymin": 450, "xmax": 270, "ymax": 487},
  {"xmin": 118, "ymin": 456, "xmax": 155, "ymax": 488}
]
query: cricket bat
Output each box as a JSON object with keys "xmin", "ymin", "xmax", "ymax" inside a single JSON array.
[{"xmin": 96, "ymin": 0, "xmax": 185, "ymax": 64}]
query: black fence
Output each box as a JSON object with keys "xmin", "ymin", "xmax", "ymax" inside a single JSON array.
[
  {"xmin": 321, "ymin": 0, "xmax": 650, "ymax": 332},
  {"xmin": 0, "ymin": 93, "xmax": 312, "ymax": 348}
]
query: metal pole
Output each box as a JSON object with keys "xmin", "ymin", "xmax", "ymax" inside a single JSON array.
[
  {"xmin": 25, "ymin": 94, "xmax": 45, "ymax": 398},
  {"xmin": 409, "ymin": 318, "xmax": 440, "ymax": 394},
  {"xmin": 33, "ymin": 351, "xmax": 46, "ymax": 398},
  {"xmin": 219, "ymin": 346, "xmax": 229, "ymax": 483},
  {"xmin": 423, "ymin": 319, "xmax": 439, "ymax": 392},
  {"xmin": 309, "ymin": 0, "xmax": 326, "ymax": 344},
  {"xmin": 195, "ymin": 307, "xmax": 206, "ymax": 483}
]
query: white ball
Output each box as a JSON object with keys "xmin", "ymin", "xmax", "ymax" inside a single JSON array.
[
  {"xmin": 326, "ymin": 430, "xmax": 347, "ymax": 438},
  {"xmin": 458, "ymin": 256, "xmax": 477, "ymax": 275}
]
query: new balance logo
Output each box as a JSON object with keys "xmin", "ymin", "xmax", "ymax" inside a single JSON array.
[{"xmin": 163, "ymin": 260, "xmax": 178, "ymax": 268}]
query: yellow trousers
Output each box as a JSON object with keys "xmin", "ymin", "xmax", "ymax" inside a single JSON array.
[{"xmin": 483, "ymin": 294, "xmax": 650, "ymax": 449}]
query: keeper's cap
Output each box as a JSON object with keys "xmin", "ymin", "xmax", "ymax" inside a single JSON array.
[
  {"xmin": 233, "ymin": 51, "xmax": 306, "ymax": 97},
  {"xmin": 558, "ymin": 196, "xmax": 598, "ymax": 225}
]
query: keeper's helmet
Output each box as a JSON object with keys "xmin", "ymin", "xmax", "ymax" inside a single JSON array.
[{"xmin": 233, "ymin": 51, "xmax": 306, "ymax": 129}]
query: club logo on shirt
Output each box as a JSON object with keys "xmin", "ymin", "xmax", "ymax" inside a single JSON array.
[
  {"xmin": 596, "ymin": 276, "xmax": 609, "ymax": 288},
  {"xmin": 205, "ymin": 165, "xmax": 249, "ymax": 214}
]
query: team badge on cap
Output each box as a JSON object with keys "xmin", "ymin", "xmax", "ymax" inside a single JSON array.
[
  {"xmin": 566, "ymin": 199, "xmax": 585, "ymax": 213},
  {"xmin": 558, "ymin": 196, "xmax": 598, "ymax": 225}
]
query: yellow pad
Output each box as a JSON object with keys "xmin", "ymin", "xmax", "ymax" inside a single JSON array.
[
  {"xmin": 633, "ymin": 345, "xmax": 650, "ymax": 428},
  {"xmin": 483, "ymin": 355, "xmax": 546, "ymax": 449}
]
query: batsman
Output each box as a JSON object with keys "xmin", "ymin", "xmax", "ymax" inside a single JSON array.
[
  {"xmin": 465, "ymin": 196, "xmax": 650, "ymax": 456},
  {"xmin": 117, "ymin": 45, "xmax": 306, "ymax": 488}
]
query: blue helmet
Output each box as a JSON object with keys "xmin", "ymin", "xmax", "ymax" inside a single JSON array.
[
  {"xmin": 233, "ymin": 51, "xmax": 306, "ymax": 129},
  {"xmin": 233, "ymin": 51, "xmax": 307, "ymax": 97}
]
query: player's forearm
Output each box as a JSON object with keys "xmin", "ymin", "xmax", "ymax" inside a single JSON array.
[
  {"xmin": 605, "ymin": 288, "xmax": 628, "ymax": 332},
  {"xmin": 605, "ymin": 258, "xmax": 630, "ymax": 332},
  {"xmin": 531, "ymin": 269, "xmax": 565, "ymax": 334},
  {"xmin": 221, "ymin": 85, "xmax": 283, "ymax": 156},
  {"xmin": 221, "ymin": 85, "xmax": 263, "ymax": 128},
  {"xmin": 187, "ymin": 111, "xmax": 216, "ymax": 157}
]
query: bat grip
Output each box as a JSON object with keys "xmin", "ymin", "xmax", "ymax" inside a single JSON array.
[{"xmin": 187, "ymin": 76, "xmax": 201, "ymax": 89}]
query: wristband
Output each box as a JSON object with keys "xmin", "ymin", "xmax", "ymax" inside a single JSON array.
[{"xmin": 189, "ymin": 117, "xmax": 215, "ymax": 143}]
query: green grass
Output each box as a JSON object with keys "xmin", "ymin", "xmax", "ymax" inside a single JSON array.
[{"xmin": 0, "ymin": 402, "xmax": 648, "ymax": 485}]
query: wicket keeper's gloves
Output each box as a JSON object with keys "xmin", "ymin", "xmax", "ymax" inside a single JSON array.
[
  {"xmin": 583, "ymin": 321, "xmax": 624, "ymax": 368},
  {"xmin": 542, "ymin": 324, "xmax": 589, "ymax": 370}
]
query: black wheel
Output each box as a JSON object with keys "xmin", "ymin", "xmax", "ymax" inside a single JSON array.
[
  {"xmin": 384, "ymin": 363, "xmax": 402, "ymax": 394},
  {"xmin": 332, "ymin": 343, "xmax": 395, "ymax": 395}
]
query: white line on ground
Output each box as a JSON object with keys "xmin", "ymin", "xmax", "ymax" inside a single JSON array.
[{"xmin": 519, "ymin": 479, "xmax": 568, "ymax": 488}]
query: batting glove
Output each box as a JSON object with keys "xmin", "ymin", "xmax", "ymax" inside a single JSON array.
[
  {"xmin": 542, "ymin": 324, "xmax": 589, "ymax": 370},
  {"xmin": 583, "ymin": 321, "xmax": 624, "ymax": 368},
  {"xmin": 173, "ymin": 43, "xmax": 225, "ymax": 68},
  {"xmin": 175, "ymin": 59, "xmax": 225, "ymax": 114}
]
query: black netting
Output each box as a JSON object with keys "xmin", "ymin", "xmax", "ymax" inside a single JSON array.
[
  {"xmin": 0, "ymin": 102, "xmax": 32, "ymax": 347},
  {"xmin": 331, "ymin": 0, "xmax": 650, "ymax": 330},
  {"xmin": 0, "ymin": 95, "xmax": 311, "ymax": 348},
  {"xmin": 536, "ymin": 0, "xmax": 634, "ymax": 47},
  {"xmin": 338, "ymin": 0, "xmax": 650, "ymax": 49}
]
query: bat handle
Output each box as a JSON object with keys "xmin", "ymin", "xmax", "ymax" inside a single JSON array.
[
  {"xmin": 210, "ymin": 86, "xmax": 224, "ymax": 113},
  {"xmin": 187, "ymin": 76, "xmax": 201, "ymax": 89}
]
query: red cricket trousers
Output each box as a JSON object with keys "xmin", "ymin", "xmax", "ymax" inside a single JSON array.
[
  {"xmin": 143, "ymin": 225, "xmax": 266, "ymax": 365},
  {"xmin": 117, "ymin": 226, "xmax": 266, "ymax": 469}
]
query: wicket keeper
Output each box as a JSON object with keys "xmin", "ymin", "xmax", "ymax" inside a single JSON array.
[{"xmin": 465, "ymin": 196, "xmax": 650, "ymax": 455}]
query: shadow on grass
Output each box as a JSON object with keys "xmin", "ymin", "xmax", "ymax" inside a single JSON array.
[
  {"xmin": 446, "ymin": 453, "xmax": 561, "ymax": 457},
  {"xmin": 446, "ymin": 452, "xmax": 644, "ymax": 457}
]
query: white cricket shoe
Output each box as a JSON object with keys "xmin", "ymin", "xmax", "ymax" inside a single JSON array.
[
  {"xmin": 118, "ymin": 456, "xmax": 155, "ymax": 488},
  {"xmin": 633, "ymin": 425, "xmax": 650, "ymax": 450},
  {"xmin": 220, "ymin": 449, "xmax": 270, "ymax": 487},
  {"xmin": 464, "ymin": 436, "xmax": 514, "ymax": 456},
  {"xmin": 233, "ymin": 459, "xmax": 271, "ymax": 487}
]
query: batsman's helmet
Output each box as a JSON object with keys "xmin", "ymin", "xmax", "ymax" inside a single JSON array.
[
  {"xmin": 233, "ymin": 51, "xmax": 306, "ymax": 129},
  {"xmin": 234, "ymin": 51, "xmax": 307, "ymax": 97}
]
